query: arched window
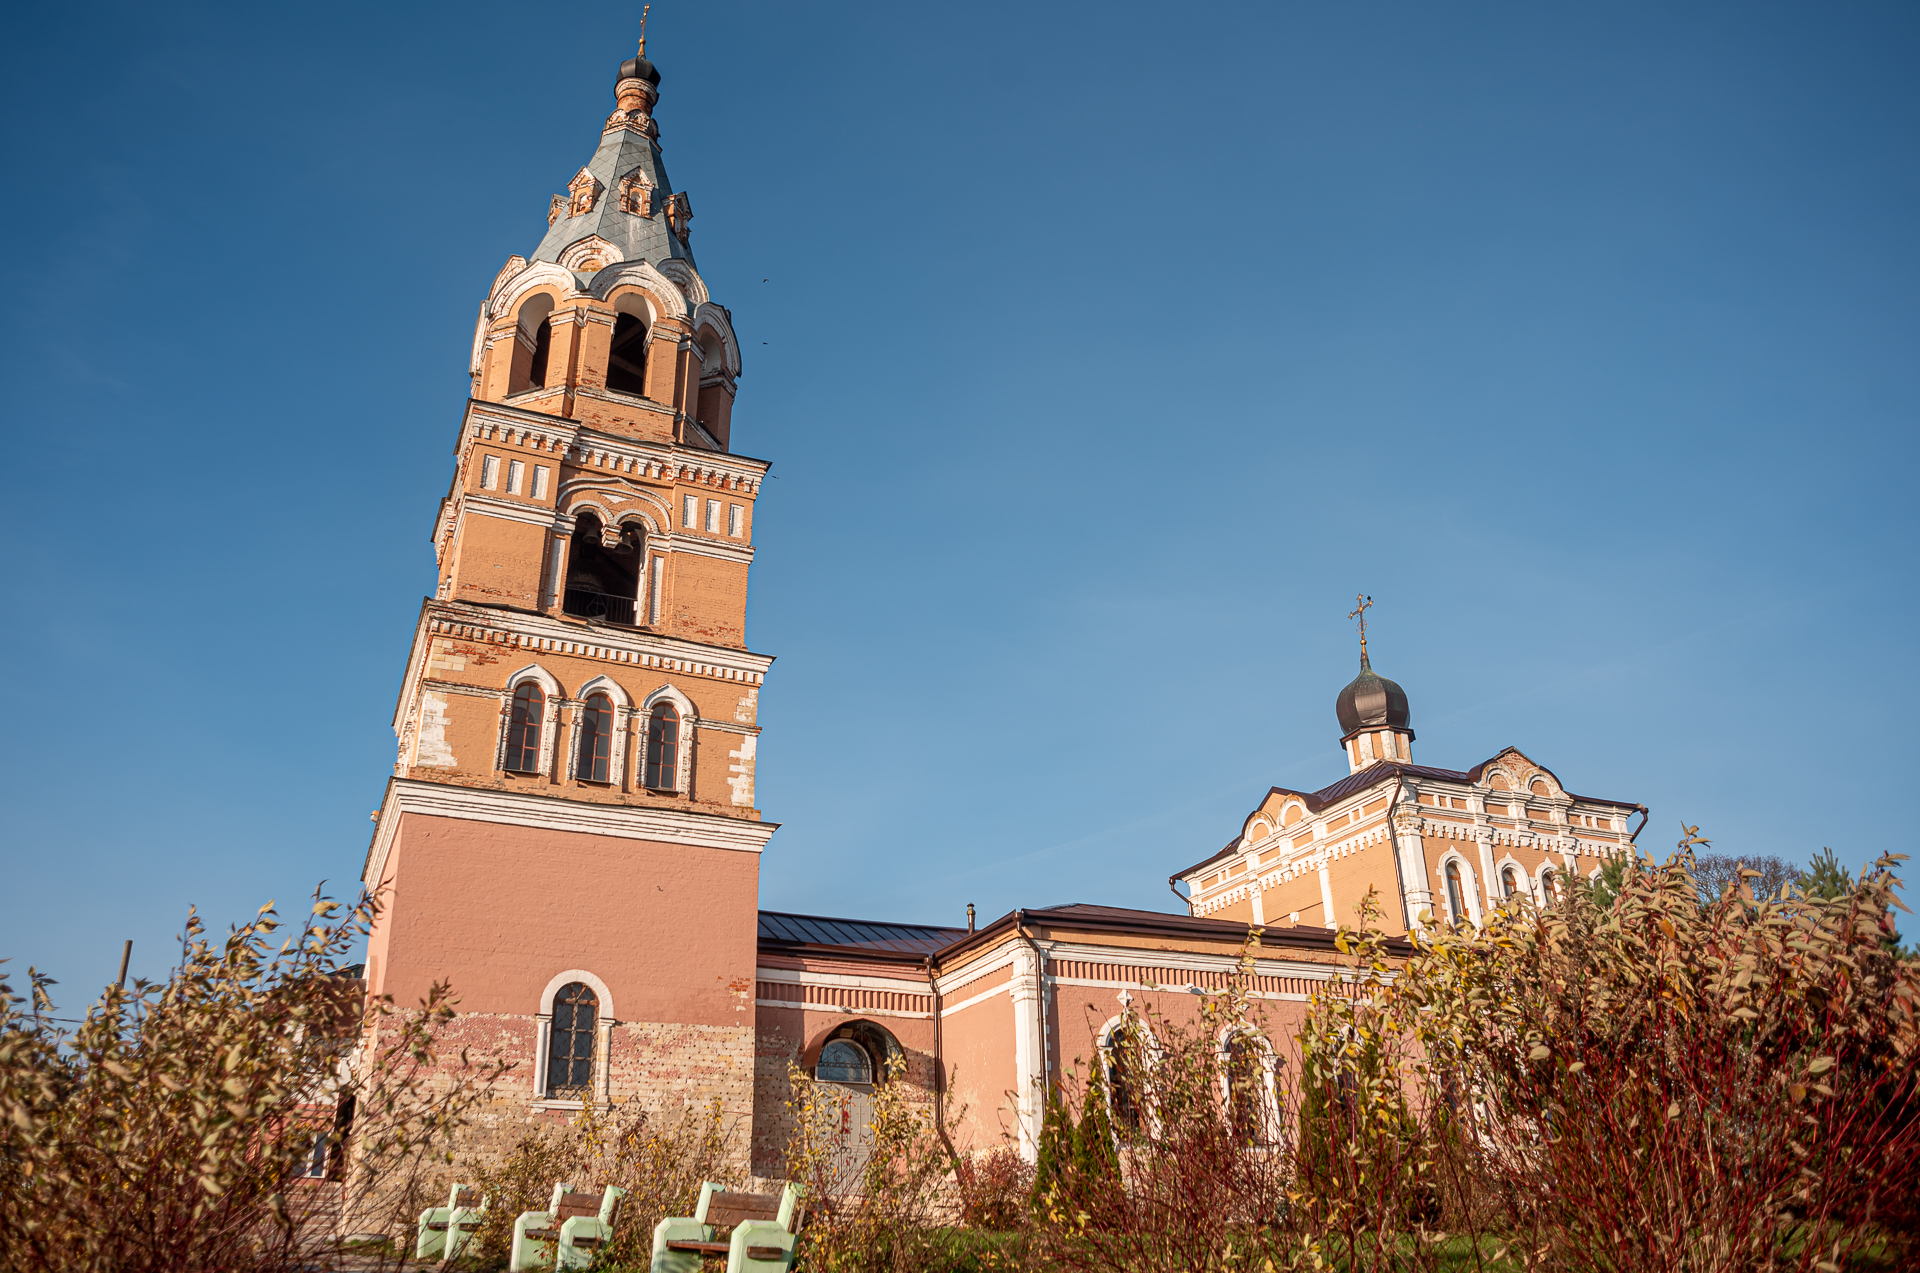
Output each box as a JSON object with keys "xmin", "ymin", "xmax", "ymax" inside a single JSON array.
[
  {"xmin": 1103, "ymin": 1021, "xmax": 1145, "ymax": 1135},
  {"xmin": 1445, "ymin": 860, "xmax": 1468, "ymax": 926},
  {"xmin": 1541, "ymin": 868, "xmax": 1562, "ymax": 903},
  {"xmin": 816, "ymin": 1039, "xmax": 874, "ymax": 1086},
  {"xmin": 1223, "ymin": 1032, "xmax": 1271, "ymax": 1145},
  {"xmin": 544, "ymin": 982, "xmax": 598, "ymax": 1098},
  {"xmin": 509, "ymin": 294, "xmax": 556, "ymax": 395},
  {"xmin": 606, "ymin": 312, "xmax": 648, "ymax": 395},
  {"xmin": 529, "ymin": 320, "xmax": 552, "ymax": 388},
  {"xmin": 1502, "ymin": 866, "xmax": 1520, "ymax": 900},
  {"xmin": 644, "ymin": 702, "xmax": 680, "ymax": 790},
  {"xmin": 576, "ymin": 693, "xmax": 614, "ymax": 783},
  {"xmin": 506, "ymin": 683, "xmax": 545, "ymax": 773}
]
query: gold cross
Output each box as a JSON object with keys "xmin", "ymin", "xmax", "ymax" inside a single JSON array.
[
  {"xmin": 639, "ymin": 4, "xmax": 650, "ymax": 54},
  {"xmin": 1348, "ymin": 593, "xmax": 1372, "ymax": 663}
]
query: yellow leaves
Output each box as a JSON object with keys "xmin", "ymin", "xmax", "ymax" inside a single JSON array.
[
  {"xmin": 1666, "ymin": 1101, "xmax": 1681, "ymax": 1121},
  {"xmin": 1806, "ymin": 1055, "xmax": 1835, "ymax": 1075},
  {"xmin": 1528, "ymin": 1044, "xmax": 1550, "ymax": 1061}
]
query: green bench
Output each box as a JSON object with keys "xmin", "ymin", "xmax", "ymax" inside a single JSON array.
[
  {"xmin": 510, "ymin": 1183, "xmax": 624, "ymax": 1271},
  {"xmin": 650, "ymin": 1181, "xmax": 805, "ymax": 1273},
  {"xmin": 415, "ymin": 1183, "xmax": 485, "ymax": 1261}
]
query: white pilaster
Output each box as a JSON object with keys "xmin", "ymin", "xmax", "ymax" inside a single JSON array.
[{"xmin": 1011, "ymin": 941, "xmax": 1046, "ymax": 1162}]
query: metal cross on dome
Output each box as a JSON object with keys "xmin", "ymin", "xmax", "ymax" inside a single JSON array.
[
  {"xmin": 1348, "ymin": 593, "xmax": 1373, "ymax": 663},
  {"xmin": 638, "ymin": 4, "xmax": 650, "ymax": 54}
]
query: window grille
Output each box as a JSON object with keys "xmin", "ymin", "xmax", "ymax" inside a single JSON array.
[
  {"xmin": 545, "ymin": 982, "xmax": 598, "ymax": 1098},
  {"xmin": 816, "ymin": 1039, "xmax": 873, "ymax": 1085},
  {"xmin": 644, "ymin": 702, "xmax": 680, "ymax": 790},
  {"xmin": 506, "ymin": 683, "xmax": 545, "ymax": 773},
  {"xmin": 576, "ymin": 693, "xmax": 613, "ymax": 782}
]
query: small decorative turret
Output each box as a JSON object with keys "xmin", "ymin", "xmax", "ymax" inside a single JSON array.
[
  {"xmin": 1336, "ymin": 595, "xmax": 1414, "ymax": 773},
  {"xmin": 608, "ymin": 19, "xmax": 662, "ymax": 139}
]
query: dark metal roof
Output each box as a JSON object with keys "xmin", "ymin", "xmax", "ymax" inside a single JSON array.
[{"xmin": 757, "ymin": 911, "xmax": 965, "ymax": 957}]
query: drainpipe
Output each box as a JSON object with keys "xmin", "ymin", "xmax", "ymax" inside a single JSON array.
[
  {"xmin": 1167, "ymin": 874, "xmax": 1190, "ymax": 915},
  {"xmin": 1627, "ymin": 804, "xmax": 1650, "ymax": 850},
  {"xmin": 922, "ymin": 953, "xmax": 958, "ymax": 1164}
]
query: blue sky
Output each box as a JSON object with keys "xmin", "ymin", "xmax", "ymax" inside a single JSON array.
[{"xmin": 3, "ymin": 1, "xmax": 1915, "ymax": 997}]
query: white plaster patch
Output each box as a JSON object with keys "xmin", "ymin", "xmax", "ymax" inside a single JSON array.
[
  {"xmin": 727, "ymin": 734, "xmax": 756, "ymax": 806},
  {"xmin": 734, "ymin": 688, "xmax": 758, "ymax": 725},
  {"xmin": 415, "ymin": 691, "xmax": 456, "ymax": 768}
]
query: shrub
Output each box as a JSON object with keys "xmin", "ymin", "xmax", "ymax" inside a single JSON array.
[
  {"xmin": 955, "ymin": 1146, "xmax": 1031, "ymax": 1231},
  {"xmin": 784, "ymin": 1055, "xmax": 956, "ymax": 1273},
  {"xmin": 461, "ymin": 1097, "xmax": 738, "ymax": 1269},
  {"xmin": 0, "ymin": 891, "xmax": 503, "ymax": 1273},
  {"xmin": 1306, "ymin": 833, "xmax": 1920, "ymax": 1273}
]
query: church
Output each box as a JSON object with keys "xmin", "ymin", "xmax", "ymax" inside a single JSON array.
[{"xmin": 358, "ymin": 39, "xmax": 1648, "ymax": 1175}]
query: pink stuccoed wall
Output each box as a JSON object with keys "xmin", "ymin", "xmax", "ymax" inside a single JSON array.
[{"xmin": 371, "ymin": 811, "xmax": 760, "ymax": 1023}]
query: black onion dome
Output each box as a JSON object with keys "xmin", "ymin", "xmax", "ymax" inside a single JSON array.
[
  {"xmin": 618, "ymin": 53, "xmax": 661, "ymax": 86},
  {"xmin": 1335, "ymin": 655, "xmax": 1412, "ymax": 739}
]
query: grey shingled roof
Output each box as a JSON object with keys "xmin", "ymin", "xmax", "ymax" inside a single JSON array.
[{"xmin": 528, "ymin": 123, "xmax": 694, "ymax": 270}]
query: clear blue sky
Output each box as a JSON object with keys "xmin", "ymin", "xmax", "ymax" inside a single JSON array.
[{"xmin": 3, "ymin": 1, "xmax": 1915, "ymax": 997}]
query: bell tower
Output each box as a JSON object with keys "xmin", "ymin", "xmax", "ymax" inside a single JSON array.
[{"xmin": 359, "ymin": 38, "xmax": 773, "ymax": 1150}]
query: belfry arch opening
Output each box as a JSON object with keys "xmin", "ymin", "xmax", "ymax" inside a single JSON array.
[
  {"xmin": 607, "ymin": 314, "xmax": 648, "ymax": 395},
  {"xmin": 605, "ymin": 293, "xmax": 651, "ymax": 397},
  {"xmin": 562, "ymin": 511, "xmax": 642, "ymax": 625},
  {"xmin": 511, "ymin": 293, "xmax": 557, "ymax": 394}
]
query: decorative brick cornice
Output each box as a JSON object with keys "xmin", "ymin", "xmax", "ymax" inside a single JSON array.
[
  {"xmin": 364, "ymin": 776, "xmax": 779, "ymax": 887},
  {"xmin": 421, "ymin": 602, "xmax": 772, "ymax": 685}
]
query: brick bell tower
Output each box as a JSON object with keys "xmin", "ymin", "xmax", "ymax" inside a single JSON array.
[{"xmin": 360, "ymin": 35, "xmax": 773, "ymax": 1145}]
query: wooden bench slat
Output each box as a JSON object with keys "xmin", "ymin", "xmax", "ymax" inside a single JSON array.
[
  {"xmin": 746, "ymin": 1246, "xmax": 786, "ymax": 1260},
  {"xmin": 665, "ymin": 1240, "xmax": 732, "ymax": 1255}
]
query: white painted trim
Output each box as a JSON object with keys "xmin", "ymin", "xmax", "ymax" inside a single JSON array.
[
  {"xmin": 423, "ymin": 603, "xmax": 774, "ymax": 680},
  {"xmin": 1435, "ymin": 849, "xmax": 1483, "ymax": 926},
  {"xmin": 936, "ymin": 980, "xmax": 1014, "ymax": 1018},
  {"xmin": 461, "ymin": 492, "xmax": 559, "ymax": 529},
  {"xmin": 755, "ymin": 968, "xmax": 932, "ymax": 994},
  {"xmin": 752, "ymin": 999, "xmax": 931, "ymax": 1022},
  {"xmin": 930, "ymin": 949, "xmax": 1019, "ymax": 997},
  {"xmin": 364, "ymin": 778, "xmax": 779, "ymax": 886},
  {"xmin": 1038, "ymin": 940, "xmax": 1342, "ymax": 984},
  {"xmin": 540, "ymin": 969, "xmax": 615, "ymax": 1021}
]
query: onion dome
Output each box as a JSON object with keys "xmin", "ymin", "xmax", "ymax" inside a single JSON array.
[
  {"xmin": 618, "ymin": 51, "xmax": 661, "ymax": 86},
  {"xmin": 1335, "ymin": 652, "xmax": 1412, "ymax": 740}
]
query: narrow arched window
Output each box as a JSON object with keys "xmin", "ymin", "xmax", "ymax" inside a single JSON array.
[
  {"xmin": 816, "ymin": 1039, "xmax": 873, "ymax": 1086},
  {"xmin": 1224, "ymin": 1033, "xmax": 1266, "ymax": 1143},
  {"xmin": 545, "ymin": 982, "xmax": 597, "ymax": 1098},
  {"xmin": 1445, "ymin": 860, "xmax": 1468, "ymax": 925},
  {"xmin": 1104, "ymin": 1023, "xmax": 1144, "ymax": 1135},
  {"xmin": 505, "ymin": 683, "xmax": 545, "ymax": 773},
  {"xmin": 1542, "ymin": 868, "xmax": 1561, "ymax": 903},
  {"xmin": 644, "ymin": 702, "xmax": 680, "ymax": 791},
  {"xmin": 1502, "ymin": 866, "xmax": 1520, "ymax": 899},
  {"xmin": 606, "ymin": 312, "xmax": 648, "ymax": 395},
  {"xmin": 576, "ymin": 693, "xmax": 614, "ymax": 783},
  {"xmin": 529, "ymin": 319, "xmax": 552, "ymax": 388}
]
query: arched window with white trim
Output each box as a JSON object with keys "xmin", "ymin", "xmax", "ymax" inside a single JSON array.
[
  {"xmin": 1501, "ymin": 865, "xmax": 1521, "ymax": 901},
  {"xmin": 1221, "ymin": 1028, "xmax": 1280, "ymax": 1146},
  {"xmin": 1100, "ymin": 1018, "xmax": 1148, "ymax": 1137},
  {"xmin": 644, "ymin": 701, "xmax": 680, "ymax": 791},
  {"xmin": 575, "ymin": 692, "xmax": 614, "ymax": 782},
  {"xmin": 1445, "ymin": 860, "xmax": 1468, "ymax": 926},
  {"xmin": 544, "ymin": 982, "xmax": 598, "ymax": 1099},
  {"xmin": 505, "ymin": 682, "xmax": 545, "ymax": 773}
]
